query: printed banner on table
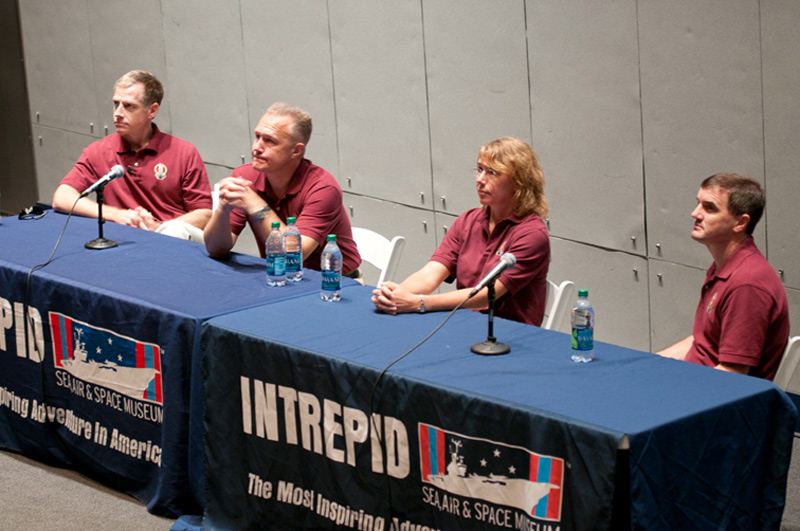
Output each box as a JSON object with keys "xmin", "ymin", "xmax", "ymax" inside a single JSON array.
[
  {"xmin": 49, "ymin": 312, "xmax": 162, "ymax": 404},
  {"xmin": 419, "ymin": 423, "xmax": 563, "ymax": 521}
]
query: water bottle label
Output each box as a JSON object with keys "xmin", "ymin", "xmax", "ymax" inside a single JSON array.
[
  {"xmin": 285, "ymin": 252, "xmax": 301, "ymax": 273},
  {"xmin": 572, "ymin": 328, "xmax": 594, "ymax": 350},
  {"xmin": 572, "ymin": 308, "xmax": 593, "ymax": 327},
  {"xmin": 267, "ymin": 255, "xmax": 286, "ymax": 276},
  {"xmin": 321, "ymin": 270, "xmax": 340, "ymax": 290}
]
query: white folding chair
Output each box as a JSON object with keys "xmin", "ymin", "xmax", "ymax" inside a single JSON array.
[
  {"xmin": 351, "ymin": 227, "xmax": 406, "ymax": 286},
  {"xmin": 542, "ymin": 279, "xmax": 576, "ymax": 331},
  {"xmin": 773, "ymin": 336, "xmax": 800, "ymax": 390}
]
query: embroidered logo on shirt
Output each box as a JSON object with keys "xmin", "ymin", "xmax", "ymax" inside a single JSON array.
[
  {"xmin": 496, "ymin": 240, "xmax": 509, "ymax": 256},
  {"xmin": 706, "ymin": 292, "xmax": 718, "ymax": 313},
  {"xmin": 154, "ymin": 163, "xmax": 167, "ymax": 180}
]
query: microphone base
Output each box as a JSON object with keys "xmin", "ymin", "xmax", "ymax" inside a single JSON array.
[
  {"xmin": 85, "ymin": 237, "xmax": 118, "ymax": 250},
  {"xmin": 470, "ymin": 339, "xmax": 510, "ymax": 356}
]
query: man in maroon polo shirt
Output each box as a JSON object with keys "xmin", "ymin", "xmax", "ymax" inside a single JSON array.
[
  {"xmin": 204, "ymin": 102, "xmax": 360, "ymax": 275},
  {"xmin": 657, "ymin": 173, "xmax": 789, "ymax": 380},
  {"xmin": 52, "ymin": 70, "xmax": 212, "ymax": 241}
]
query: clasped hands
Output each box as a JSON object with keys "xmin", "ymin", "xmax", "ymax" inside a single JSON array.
[
  {"xmin": 371, "ymin": 282, "xmax": 420, "ymax": 315},
  {"xmin": 215, "ymin": 177, "xmax": 263, "ymax": 215},
  {"xmin": 115, "ymin": 206, "xmax": 160, "ymax": 231}
]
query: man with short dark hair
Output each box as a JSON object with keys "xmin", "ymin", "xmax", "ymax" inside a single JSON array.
[
  {"xmin": 52, "ymin": 70, "xmax": 212, "ymax": 241},
  {"xmin": 657, "ymin": 173, "xmax": 790, "ymax": 380},
  {"xmin": 204, "ymin": 102, "xmax": 361, "ymax": 274}
]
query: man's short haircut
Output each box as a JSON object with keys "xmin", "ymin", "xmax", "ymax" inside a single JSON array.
[
  {"xmin": 114, "ymin": 70, "xmax": 164, "ymax": 107},
  {"xmin": 701, "ymin": 173, "xmax": 765, "ymax": 235},
  {"xmin": 266, "ymin": 102, "xmax": 313, "ymax": 145}
]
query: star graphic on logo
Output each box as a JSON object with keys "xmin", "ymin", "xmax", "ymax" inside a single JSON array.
[
  {"xmin": 508, "ymin": 465, "xmax": 516, "ymax": 475},
  {"xmin": 493, "ymin": 449, "xmax": 501, "ymax": 458}
]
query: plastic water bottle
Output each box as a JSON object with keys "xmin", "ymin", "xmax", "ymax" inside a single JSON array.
[
  {"xmin": 320, "ymin": 234, "xmax": 342, "ymax": 301},
  {"xmin": 571, "ymin": 289, "xmax": 594, "ymax": 363},
  {"xmin": 283, "ymin": 216, "xmax": 303, "ymax": 281},
  {"xmin": 266, "ymin": 221, "xmax": 286, "ymax": 287}
]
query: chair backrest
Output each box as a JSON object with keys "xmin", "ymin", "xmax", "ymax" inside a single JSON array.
[
  {"xmin": 351, "ymin": 227, "xmax": 406, "ymax": 286},
  {"xmin": 542, "ymin": 279, "xmax": 576, "ymax": 331},
  {"xmin": 774, "ymin": 336, "xmax": 800, "ymax": 390}
]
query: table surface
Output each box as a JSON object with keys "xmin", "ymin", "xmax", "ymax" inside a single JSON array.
[
  {"xmin": 202, "ymin": 284, "xmax": 797, "ymax": 529},
  {"xmin": 0, "ymin": 211, "xmax": 339, "ymax": 517}
]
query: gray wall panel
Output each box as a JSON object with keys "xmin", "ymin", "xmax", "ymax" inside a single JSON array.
[
  {"xmin": 527, "ymin": 0, "xmax": 644, "ymax": 253},
  {"xmin": 12, "ymin": 1, "xmax": 800, "ymax": 357},
  {"xmin": 162, "ymin": 0, "xmax": 249, "ymax": 169},
  {"xmin": 329, "ymin": 2, "xmax": 431, "ymax": 207},
  {"xmin": 640, "ymin": 0, "xmax": 764, "ymax": 267},
  {"xmin": 31, "ymin": 126, "xmax": 96, "ymax": 202},
  {"xmin": 424, "ymin": 0, "xmax": 531, "ymax": 217},
  {"xmin": 19, "ymin": 0, "xmax": 97, "ymax": 135},
  {"xmin": 241, "ymin": 1, "xmax": 338, "ymax": 175},
  {"xmin": 86, "ymin": 0, "xmax": 171, "ymax": 135},
  {"xmin": 762, "ymin": 0, "xmax": 800, "ymax": 290},
  {"xmin": 550, "ymin": 237, "xmax": 650, "ymax": 351},
  {"xmin": 648, "ymin": 260, "xmax": 706, "ymax": 352}
]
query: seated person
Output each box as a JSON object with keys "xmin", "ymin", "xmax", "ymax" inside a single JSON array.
[
  {"xmin": 372, "ymin": 137, "xmax": 550, "ymax": 326},
  {"xmin": 52, "ymin": 70, "xmax": 212, "ymax": 241},
  {"xmin": 204, "ymin": 102, "xmax": 361, "ymax": 275},
  {"xmin": 656, "ymin": 173, "xmax": 789, "ymax": 380}
]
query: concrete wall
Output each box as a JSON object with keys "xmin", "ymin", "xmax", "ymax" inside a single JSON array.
[{"xmin": 8, "ymin": 0, "xmax": 800, "ymax": 352}]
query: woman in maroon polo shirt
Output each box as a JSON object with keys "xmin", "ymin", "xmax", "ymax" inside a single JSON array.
[{"xmin": 371, "ymin": 137, "xmax": 550, "ymax": 326}]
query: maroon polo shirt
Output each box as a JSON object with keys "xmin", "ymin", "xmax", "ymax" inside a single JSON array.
[
  {"xmin": 431, "ymin": 207, "xmax": 550, "ymax": 326},
  {"xmin": 686, "ymin": 237, "xmax": 790, "ymax": 380},
  {"xmin": 61, "ymin": 124, "xmax": 212, "ymax": 222},
  {"xmin": 228, "ymin": 160, "xmax": 361, "ymax": 275}
]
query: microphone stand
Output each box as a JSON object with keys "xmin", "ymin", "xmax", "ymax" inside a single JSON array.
[
  {"xmin": 470, "ymin": 282, "xmax": 510, "ymax": 356},
  {"xmin": 84, "ymin": 187, "xmax": 118, "ymax": 250}
]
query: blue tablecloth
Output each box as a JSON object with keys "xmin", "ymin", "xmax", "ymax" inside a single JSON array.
[
  {"xmin": 0, "ymin": 211, "xmax": 329, "ymax": 516},
  {"xmin": 201, "ymin": 285, "xmax": 796, "ymax": 530}
]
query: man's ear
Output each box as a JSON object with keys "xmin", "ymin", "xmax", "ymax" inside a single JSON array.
[
  {"xmin": 733, "ymin": 212, "xmax": 751, "ymax": 234},
  {"xmin": 148, "ymin": 102, "xmax": 160, "ymax": 121},
  {"xmin": 292, "ymin": 142, "xmax": 305, "ymax": 159}
]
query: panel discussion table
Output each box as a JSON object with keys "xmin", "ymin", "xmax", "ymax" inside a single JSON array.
[
  {"xmin": 0, "ymin": 211, "xmax": 334, "ymax": 517},
  {"xmin": 202, "ymin": 284, "xmax": 797, "ymax": 530}
]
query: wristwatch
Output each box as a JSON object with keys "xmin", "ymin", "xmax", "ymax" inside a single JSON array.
[
  {"xmin": 248, "ymin": 205, "xmax": 271, "ymax": 222},
  {"xmin": 418, "ymin": 294, "xmax": 426, "ymax": 313}
]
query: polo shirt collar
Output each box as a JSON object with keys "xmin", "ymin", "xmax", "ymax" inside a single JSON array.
[
  {"xmin": 708, "ymin": 236, "xmax": 757, "ymax": 281},
  {"xmin": 114, "ymin": 124, "xmax": 162, "ymax": 155},
  {"xmin": 481, "ymin": 207, "xmax": 526, "ymax": 233},
  {"xmin": 260, "ymin": 158, "xmax": 310, "ymax": 202}
]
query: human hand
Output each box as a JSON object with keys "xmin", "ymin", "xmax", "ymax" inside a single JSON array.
[
  {"xmin": 132, "ymin": 206, "xmax": 160, "ymax": 231},
  {"xmin": 217, "ymin": 177, "xmax": 258, "ymax": 213},
  {"xmin": 371, "ymin": 282, "xmax": 421, "ymax": 315}
]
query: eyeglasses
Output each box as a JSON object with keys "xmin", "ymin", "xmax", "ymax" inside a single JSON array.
[{"xmin": 473, "ymin": 167, "xmax": 502, "ymax": 178}]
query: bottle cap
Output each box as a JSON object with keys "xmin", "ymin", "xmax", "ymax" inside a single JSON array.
[
  {"xmin": 578, "ymin": 289, "xmax": 588, "ymax": 297},
  {"xmin": 271, "ymin": 221, "xmax": 280, "ymax": 229},
  {"xmin": 326, "ymin": 234, "xmax": 337, "ymax": 241},
  {"xmin": 287, "ymin": 217, "xmax": 296, "ymax": 224}
]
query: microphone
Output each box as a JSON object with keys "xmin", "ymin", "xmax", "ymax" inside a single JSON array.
[
  {"xmin": 79, "ymin": 165, "xmax": 126, "ymax": 198},
  {"xmin": 469, "ymin": 253, "xmax": 516, "ymax": 298}
]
